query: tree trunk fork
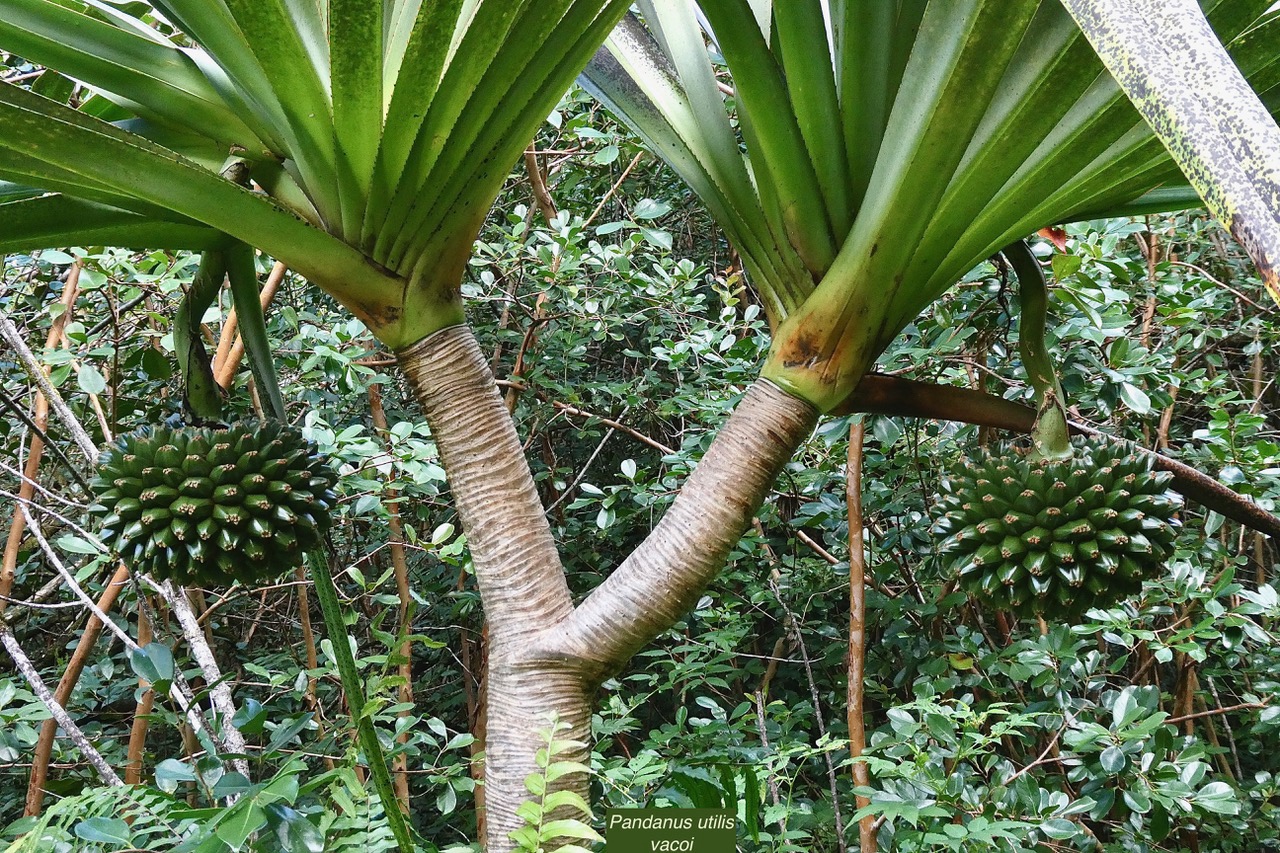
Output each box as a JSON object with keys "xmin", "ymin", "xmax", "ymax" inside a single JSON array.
[{"xmin": 398, "ymin": 324, "xmax": 818, "ymax": 851}]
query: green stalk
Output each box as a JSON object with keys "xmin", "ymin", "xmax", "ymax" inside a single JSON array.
[
  {"xmin": 308, "ymin": 550, "xmax": 417, "ymax": 853},
  {"xmin": 224, "ymin": 244, "xmax": 287, "ymax": 420},
  {"xmin": 1003, "ymin": 240, "xmax": 1071, "ymax": 461},
  {"xmin": 174, "ymin": 249, "xmax": 226, "ymax": 423},
  {"xmin": 228, "ymin": 259, "xmax": 412, "ymax": 848}
]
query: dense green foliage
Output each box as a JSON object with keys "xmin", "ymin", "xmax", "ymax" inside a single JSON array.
[{"xmin": 2, "ymin": 87, "xmax": 1279, "ymax": 851}]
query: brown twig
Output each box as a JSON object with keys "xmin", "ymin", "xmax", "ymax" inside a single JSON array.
[
  {"xmin": 497, "ymin": 382, "xmax": 678, "ymax": 457},
  {"xmin": 504, "ymin": 293, "xmax": 551, "ymax": 414},
  {"xmin": 213, "ymin": 261, "xmax": 286, "ymax": 389},
  {"xmin": 24, "ymin": 564, "xmax": 130, "ymax": 816},
  {"xmin": 1, "ymin": 265, "xmax": 80, "ymax": 615},
  {"xmin": 1002, "ymin": 727, "xmax": 1066, "ymax": 786},
  {"xmin": 0, "ymin": 312, "xmax": 98, "ymax": 460},
  {"xmin": 293, "ymin": 563, "xmax": 334, "ymax": 771},
  {"xmin": 125, "ymin": 604, "xmax": 155, "ymax": 785},
  {"xmin": 1205, "ymin": 675, "xmax": 1245, "ymax": 780},
  {"xmin": 524, "ymin": 148, "xmax": 559, "ymax": 225},
  {"xmin": 794, "ymin": 528, "xmax": 889, "ymax": 596},
  {"xmin": 544, "ymin": 405, "xmax": 630, "ymax": 514},
  {"xmin": 753, "ymin": 689, "xmax": 785, "ymax": 833},
  {"xmin": 763, "ymin": 572, "xmax": 845, "ymax": 851},
  {"xmin": 750, "ymin": 519, "xmax": 788, "ymax": 699},
  {"xmin": 585, "ymin": 151, "xmax": 646, "ymax": 227},
  {"xmin": 846, "ymin": 422, "xmax": 876, "ymax": 853},
  {"xmin": 1, "ymin": 621, "xmax": 123, "ymax": 790},
  {"xmin": 1164, "ymin": 700, "xmax": 1268, "ymax": 726}
]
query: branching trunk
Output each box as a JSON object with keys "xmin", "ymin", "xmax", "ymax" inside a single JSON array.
[
  {"xmin": 557, "ymin": 380, "xmax": 818, "ymax": 667},
  {"xmin": 398, "ymin": 325, "xmax": 817, "ymax": 852}
]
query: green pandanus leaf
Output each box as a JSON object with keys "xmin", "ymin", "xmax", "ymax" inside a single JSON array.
[
  {"xmin": 330, "ymin": 0, "xmax": 384, "ymax": 240},
  {"xmin": 1060, "ymin": 0, "xmax": 1280, "ymax": 303},
  {"xmin": 0, "ymin": 0, "xmax": 262, "ymax": 150},
  {"xmin": 393, "ymin": 0, "xmax": 633, "ymax": 306},
  {"xmin": 0, "ymin": 194, "xmax": 225, "ymax": 254},
  {"xmin": 919, "ymin": 0, "xmax": 1276, "ymax": 311},
  {"xmin": 773, "ymin": 1, "xmax": 851, "ymax": 237},
  {"xmin": 307, "ymin": 550, "xmax": 418, "ymax": 853}
]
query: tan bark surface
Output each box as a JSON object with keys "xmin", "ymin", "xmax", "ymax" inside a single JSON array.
[
  {"xmin": 399, "ymin": 325, "xmax": 818, "ymax": 851},
  {"xmin": 559, "ymin": 380, "xmax": 818, "ymax": 667}
]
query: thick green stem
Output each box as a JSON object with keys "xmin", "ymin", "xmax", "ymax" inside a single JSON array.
[
  {"xmin": 1003, "ymin": 239, "xmax": 1071, "ymax": 460},
  {"xmin": 307, "ymin": 550, "xmax": 416, "ymax": 852},
  {"xmin": 225, "ymin": 245, "xmax": 287, "ymax": 420},
  {"xmin": 174, "ymin": 250, "xmax": 226, "ymax": 422}
]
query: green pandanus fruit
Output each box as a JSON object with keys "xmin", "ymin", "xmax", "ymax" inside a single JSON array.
[
  {"xmin": 934, "ymin": 440, "xmax": 1181, "ymax": 620},
  {"xmin": 90, "ymin": 421, "xmax": 337, "ymax": 586},
  {"xmin": 934, "ymin": 241, "xmax": 1181, "ymax": 620}
]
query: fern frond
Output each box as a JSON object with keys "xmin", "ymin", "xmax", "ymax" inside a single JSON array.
[
  {"xmin": 4, "ymin": 784, "xmax": 195, "ymax": 852},
  {"xmin": 319, "ymin": 768, "xmax": 400, "ymax": 853}
]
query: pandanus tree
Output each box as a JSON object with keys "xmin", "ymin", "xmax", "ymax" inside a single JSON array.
[
  {"xmin": 0, "ymin": 1, "xmax": 641, "ymax": 848},
  {"xmin": 576, "ymin": 0, "xmax": 1279, "ymax": 842},
  {"xmin": 583, "ymin": 0, "xmax": 1280, "ymax": 417},
  {"xmin": 2, "ymin": 1, "xmax": 1280, "ymax": 852}
]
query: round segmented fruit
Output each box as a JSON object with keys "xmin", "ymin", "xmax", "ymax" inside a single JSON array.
[
  {"xmin": 90, "ymin": 421, "xmax": 338, "ymax": 586},
  {"xmin": 933, "ymin": 440, "xmax": 1181, "ymax": 621}
]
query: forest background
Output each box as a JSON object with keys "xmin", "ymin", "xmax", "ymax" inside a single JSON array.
[{"xmin": 1, "ymin": 61, "xmax": 1279, "ymax": 853}]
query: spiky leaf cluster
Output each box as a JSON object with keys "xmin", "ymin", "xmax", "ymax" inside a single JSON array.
[
  {"xmin": 90, "ymin": 422, "xmax": 338, "ymax": 586},
  {"xmin": 934, "ymin": 440, "xmax": 1182, "ymax": 621}
]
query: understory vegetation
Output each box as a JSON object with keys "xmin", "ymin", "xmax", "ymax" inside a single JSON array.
[{"xmin": 2, "ymin": 87, "xmax": 1279, "ymax": 852}]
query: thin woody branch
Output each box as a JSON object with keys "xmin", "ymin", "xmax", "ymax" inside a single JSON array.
[
  {"xmin": 0, "ymin": 622, "xmax": 123, "ymax": 788},
  {"xmin": 0, "ymin": 313, "xmax": 98, "ymax": 461}
]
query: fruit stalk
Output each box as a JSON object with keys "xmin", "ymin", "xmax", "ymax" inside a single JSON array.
[
  {"xmin": 307, "ymin": 550, "xmax": 415, "ymax": 852},
  {"xmin": 1003, "ymin": 240, "xmax": 1071, "ymax": 462}
]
